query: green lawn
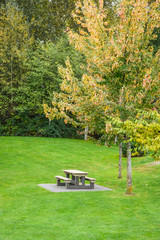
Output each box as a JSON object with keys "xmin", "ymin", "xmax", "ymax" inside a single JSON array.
[{"xmin": 0, "ymin": 136, "xmax": 160, "ymax": 240}]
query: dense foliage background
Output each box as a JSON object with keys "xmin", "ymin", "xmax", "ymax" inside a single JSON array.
[
  {"xmin": 0, "ymin": 0, "xmax": 159, "ymax": 138},
  {"xmin": 0, "ymin": 0, "xmax": 87, "ymax": 137}
]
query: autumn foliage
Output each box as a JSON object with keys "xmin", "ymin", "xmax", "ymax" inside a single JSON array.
[
  {"xmin": 44, "ymin": 0, "xmax": 160, "ymax": 150},
  {"xmin": 44, "ymin": 0, "xmax": 160, "ymax": 194}
]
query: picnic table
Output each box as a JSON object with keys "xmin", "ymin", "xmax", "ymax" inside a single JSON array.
[{"xmin": 55, "ymin": 169, "xmax": 96, "ymax": 189}]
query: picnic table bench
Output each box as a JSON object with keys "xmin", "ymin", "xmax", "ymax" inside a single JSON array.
[
  {"xmin": 55, "ymin": 176, "xmax": 71, "ymax": 189},
  {"xmin": 55, "ymin": 170, "xmax": 96, "ymax": 189},
  {"xmin": 84, "ymin": 176, "xmax": 96, "ymax": 188}
]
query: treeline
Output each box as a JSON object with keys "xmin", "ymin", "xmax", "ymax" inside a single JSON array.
[
  {"xmin": 0, "ymin": 0, "xmax": 87, "ymax": 137},
  {"xmin": 0, "ymin": 0, "xmax": 159, "ymax": 138}
]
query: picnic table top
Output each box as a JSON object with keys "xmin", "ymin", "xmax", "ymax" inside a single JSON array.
[{"xmin": 63, "ymin": 169, "xmax": 88, "ymax": 176}]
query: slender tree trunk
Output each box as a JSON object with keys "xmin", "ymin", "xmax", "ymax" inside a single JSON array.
[
  {"xmin": 118, "ymin": 142, "xmax": 122, "ymax": 178},
  {"xmin": 126, "ymin": 141, "xmax": 132, "ymax": 194},
  {"xmin": 115, "ymin": 135, "xmax": 118, "ymax": 144},
  {"xmin": 84, "ymin": 125, "xmax": 88, "ymax": 140},
  {"xmin": 11, "ymin": 55, "xmax": 13, "ymax": 106}
]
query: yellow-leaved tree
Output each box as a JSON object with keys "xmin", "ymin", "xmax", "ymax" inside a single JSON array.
[
  {"xmin": 0, "ymin": 2, "xmax": 33, "ymax": 119},
  {"xmin": 44, "ymin": 0, "xmax": 160, "ymax": 194}
]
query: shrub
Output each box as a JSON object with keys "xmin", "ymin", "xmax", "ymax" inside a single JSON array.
[{"xmin": 122, "ymin": 141, "xmax": 146, "ymax": 157}]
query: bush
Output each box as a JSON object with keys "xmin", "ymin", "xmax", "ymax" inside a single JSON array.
[
  {"xmin": 40, "ymin": 119, "xmax": 82, "ymax": 139},
  {"xmin": 0, "ymin": 114, "xmax": 82, "ymax": 139},
  {"xmin": 122, "ymin": 141, "xmax": 146, "ymax": 157}
]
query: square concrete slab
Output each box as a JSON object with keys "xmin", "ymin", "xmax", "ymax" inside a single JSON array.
[{"xmin": 38, "ymin": 184, "xmax": 113, "ymax": 192}]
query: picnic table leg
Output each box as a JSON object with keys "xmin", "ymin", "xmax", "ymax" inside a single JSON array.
[
  {"xmin": 72, "ymin": 175, "xmax": 75, "ymax": 181},
  {"xmin": 66, "ymin": 182, "xmax": 70, "ymax": 189},
  {"xmin": 57, "ymin": 179, "xmax": 65, "ymax": 186},
  {"xmin": 75, "ymin": 176, "xmax": 79, "ymax": 186},
  {"xmin": 90, "ymin": 182, "xmax": 94, "ymax": 189},
  {"xmin": 70, "ymin": 175, "xmax": 75, "ymax": 185},
  {"xmin": 57, "ymin": 179, "xmax": 61, "ymax": 186},
  {"xmin": 81, "ymin": 176, "xmax": 85, "ymax": 187}
]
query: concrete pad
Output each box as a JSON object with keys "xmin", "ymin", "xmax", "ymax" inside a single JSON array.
[{"xmin": 38, "ymin": 184, "xmax": 113, "ymax": 193}]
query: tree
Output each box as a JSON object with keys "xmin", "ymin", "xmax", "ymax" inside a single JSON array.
[
  {"xmin": 1, "ymin": 0, "xmax": 118, "ymax": 42},
  {"xmin": 0, "ymin": 2, "xmax": 33, "ymax": 120},
  {"xmin": 0, "ymin": 0, "xmax": 76, "ymax": 41},
  {"xmin": 0, "ymin": 30, "xmax": 86, "ymax": 136},
  {"xmin": 68, "ymin": 0, "xmax": 160, "ymax": 194},
  {"xmin": 1, "ymin": 0, "xmax": 78, "ymax": 42},
  {"xmin": 26, "ymin": 36, "xmax": 86, "ymax": 117},
  {"xmin": 111, "ymin": 110, "xmax": 160, "ymax": 161},
  {"xmin": 45, "ymin": 0, "xmax": 159, "ymax": 193},
  {"xmin": 18, "ymin": 0, "xmax": 77, "ymax": 41}
]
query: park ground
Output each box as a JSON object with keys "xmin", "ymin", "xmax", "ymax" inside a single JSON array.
[{"xmin": 0, "ymin": 136, "xmax": 160, "ymax": 240}]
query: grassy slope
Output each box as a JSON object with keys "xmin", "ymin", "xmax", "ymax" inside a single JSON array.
[{"xmin": 0, "ymin": 136, "xmax": 159, "ymax": 240}]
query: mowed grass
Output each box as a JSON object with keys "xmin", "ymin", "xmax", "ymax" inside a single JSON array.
[{"xmin": 0, "ymin": 137, "xmax": 160, "ymax": 240}]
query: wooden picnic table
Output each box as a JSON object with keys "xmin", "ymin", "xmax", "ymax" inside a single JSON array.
[{"xmin": 62, "ymin": 170, "xmax": 95, "ymax": 189}]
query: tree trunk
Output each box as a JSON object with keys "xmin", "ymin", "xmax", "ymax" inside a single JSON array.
[
  {"xmin": 115, "ymin": 135, "xmax": 118, "ymax": 144},
  {"xmin": 11, "ymin": 55, "xmax": 13, "ymax": 106},
  {"xmin": 126, "ymin": 141, "xmax": 132, "ymax": 194},
  {"xmin": 84, "ymin": 126, "xmax": 88, "ymax": 140},
  {"xmin": 118, "ymin": 142, "xmax": 122, "ymax": 178}
]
